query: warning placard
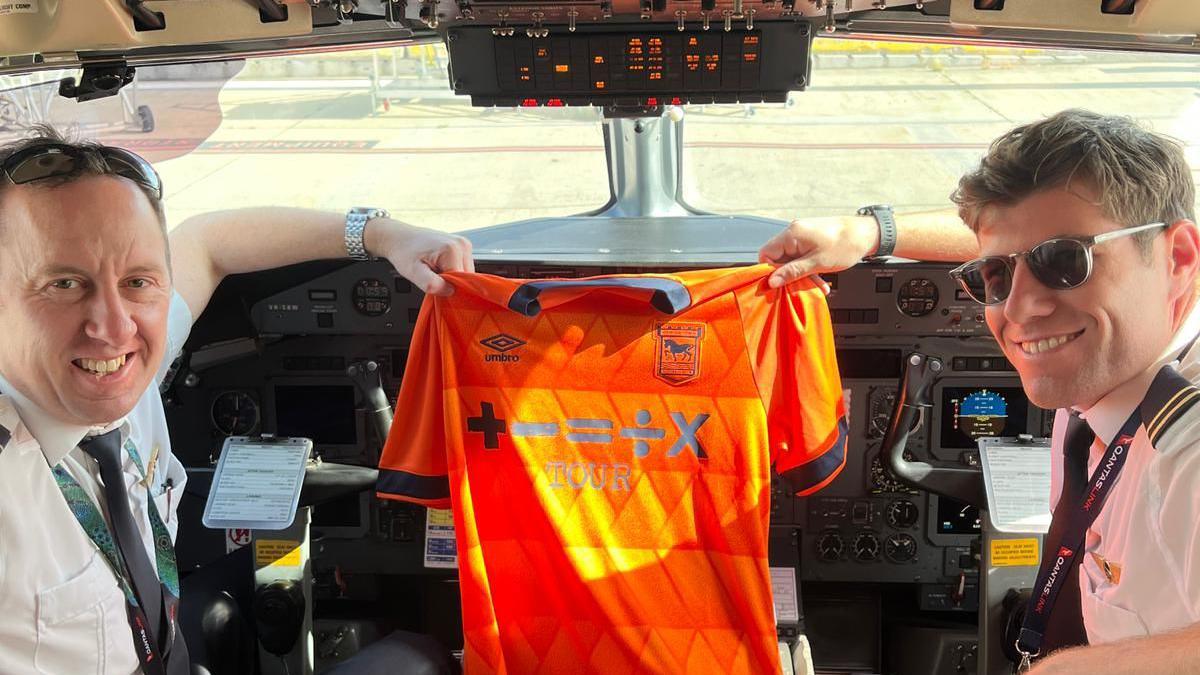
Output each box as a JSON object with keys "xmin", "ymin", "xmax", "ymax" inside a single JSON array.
[
  {"xmin": 255, "ymin": 539, "xmax": 302, "ymax": 567},
  {"xmin": 991, "ymin": 538, "xmax": 1039, "ymax": 567}
]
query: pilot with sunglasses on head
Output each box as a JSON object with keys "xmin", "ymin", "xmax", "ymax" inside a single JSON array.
[
  {"xmin": 0, "ymin": 126, "xmax": 469, "ymax": 674},
  {"xmin": 762, "ymin": 108, "xmax": 1200, "ymax": 674}
]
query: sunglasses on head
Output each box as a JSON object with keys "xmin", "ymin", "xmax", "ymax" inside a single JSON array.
[
  {"xmin": 1, "ymin": 142, "xmax": 162, "ymax": 200},
  {"xmin": 948, "ymin": 221, "xmax": 1168, "ymax": 306}
]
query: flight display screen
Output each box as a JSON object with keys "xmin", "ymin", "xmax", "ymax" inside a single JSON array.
[
  {"xmin": 936, "ymin": 496, "xmax": 982, "ymax": 534},
  {"xmin": 940, "ymin": 386, "xmax": 1027, "ymax": 448},
  {"xmin": 446, "ymin": 24, "xmax": 812, "ymax": 107}
]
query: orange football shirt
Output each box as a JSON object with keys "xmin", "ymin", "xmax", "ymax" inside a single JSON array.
[{"xmin": 377, "ymin": 264, "xmax": 847, "ymax": 675}]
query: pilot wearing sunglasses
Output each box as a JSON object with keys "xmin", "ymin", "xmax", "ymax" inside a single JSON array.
[
  {"xmin": 761, "ymin": 108, "xmax": 1200, "ymax": 674},
  {"xmin": 0, "ymin": 127, "xmax": 469, "ymax": 674}
]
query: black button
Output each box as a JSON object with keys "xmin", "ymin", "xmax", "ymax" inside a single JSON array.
[
  {"xmin": 875, "ymin": 276, "xmax": 893, "ymax": 293},
  {"xmin": 953, "ymin": 357, "xmax": 968, "ymax": 370},
  {"xmin": 317, "ymin": 313, "xmax": 333, "ymax": 328},
  {"xmin": 966, "ymin": 358, "xmax": 982, "ymax": 370}
]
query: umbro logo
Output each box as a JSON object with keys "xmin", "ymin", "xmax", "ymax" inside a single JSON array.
[{"xmin": 481, "ymin": 334, "xmax": 525, "ymax": 362}]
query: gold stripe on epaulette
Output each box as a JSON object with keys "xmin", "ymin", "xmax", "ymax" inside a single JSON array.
[
  {"xmin": 1149, "ymin": 387, "xmax": 1200, "ymax": 444},
  {"xmin": 1148, "ymin": 385, "xmax": 1198, "ymax": 435}
]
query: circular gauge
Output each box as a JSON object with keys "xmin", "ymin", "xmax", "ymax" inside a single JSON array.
[
  {"xmin": 854, "ymin": 532, "xmax": 881, "ymax": 562},
  {"xmin": 352, "ymin": 278, "xmax": 392, "ymax": 317},
  {"xmin": 868, "ymin": 388, "xmax": 923, "ymax": 439},
  {"xmin": 896, "ymin": 278, "xmax": 940, "ymax": 317},
  {"xmin": 884, "ymin": 534, "xmax": 918, "ymax": 563},
  {"xmin": 211, "ymin": 391, "xmax": 260, "ymax": 436},
  {"xmin": 817, "ymin": 531, "xmax": 844, "ymax": 562},
  {"xmin": 886, "ymin": 500, "xmax": 920, "ymax": 529},
  {"xmin": 868, "ymin": 452, "xmax": 917, "ymax": 494},
  {"xmin": 954, "ymin": 389, "xmax": 1009, "ymax": 440}
]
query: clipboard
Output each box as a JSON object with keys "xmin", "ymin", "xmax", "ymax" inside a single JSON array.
[
  {"xmin": 978, "ymin": 435, "xmax": 1053, "ymax": 534},
  {"xmin": 202, "ymin": 435, "xmax": 312, "ymax": 531}
]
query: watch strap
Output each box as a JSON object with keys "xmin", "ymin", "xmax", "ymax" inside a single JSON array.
[
  {"xmin": 857, "ymin": 204, "xmax": 896, "ymax": 259},
  {"xmin": 345, "ymin": 207, "xmax": 389, "ymax": 260}
]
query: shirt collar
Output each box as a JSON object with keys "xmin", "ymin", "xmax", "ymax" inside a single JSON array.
[
  {"xmin": 1077, "ymin": 300, "xmax": 1200, "ymax": 448},
  {"xmin": 0, "ymin": 372, "xmax": 127, "ymax": 466}
]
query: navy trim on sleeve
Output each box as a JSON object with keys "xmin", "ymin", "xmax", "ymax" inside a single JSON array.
[
  {"xmin": 780, "ymin": 417, "xmax": 848, "ymax": 495},
  {"xmin": 376, "ymin": 469, "xmax": 451, "ymax": 501}
]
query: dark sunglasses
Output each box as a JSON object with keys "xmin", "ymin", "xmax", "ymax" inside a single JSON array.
[
  {"xmin": 948, "ymin": 221, "xmax": 1167, "ymax": 305},
  {"xmin": 1, "ymin": 142, "xmax": 162, "ymax": 200}
]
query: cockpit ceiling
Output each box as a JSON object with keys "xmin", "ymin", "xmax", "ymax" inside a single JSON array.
[{"xmin": 2, "ymin": 0, "xmax": 1200, "ymax": 75}]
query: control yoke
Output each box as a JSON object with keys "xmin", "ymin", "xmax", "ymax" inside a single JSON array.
[
  {"xmin": 347, "ymin": 360, "xmax": 394, "ymax": 443},
  {"xmin": 882, "ymin": 352, "xmax": 987, "ymax": 509}
]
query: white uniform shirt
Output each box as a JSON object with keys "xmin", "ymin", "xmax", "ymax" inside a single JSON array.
[
  {"xmin": 0, "ymin": 292, "xmax": 192, "ymax": 675},
  {"xmin": 1049, "ymin": 302, "xmax": 1200, "ymax": 644}
]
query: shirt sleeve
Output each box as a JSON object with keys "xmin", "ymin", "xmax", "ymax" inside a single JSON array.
[
  {"xmin": 155, "ymin": 290, "xmax": 194, "ymax": 384},
  {"xmin": 1151, "ymin": 411, "xmax": 1200, "ymax": 620},
  {"xmin": 376, "ymin": 297, "xmax": 452, "ymax": 508},
  {"xmin": 738, "ymin": 278, "xmax": 848, "ymax": 496}
]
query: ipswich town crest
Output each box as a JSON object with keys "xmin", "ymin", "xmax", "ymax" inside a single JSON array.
[{"xmin": 655, "ymin": 322, "xmax": 704, "ymax": 385}]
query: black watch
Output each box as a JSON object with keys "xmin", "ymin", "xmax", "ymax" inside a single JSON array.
[{"xmin": 857, "ymin": 204, "xmax": 896, "ymax": 259}]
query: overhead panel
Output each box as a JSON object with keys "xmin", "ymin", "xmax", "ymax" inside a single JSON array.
[
  {"xmin": 446, "ymin": 21, "xmax": 811, "ymax": 107},
  {"xmin": 0, "ymin": 0, "xmax": 313, "ymax": 60},
  {"xmin": 950, "ymin": 0, "xmax": 1200, "ymax": 38}
]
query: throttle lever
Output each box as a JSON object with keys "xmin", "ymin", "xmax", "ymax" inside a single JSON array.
[
  {"xmin": 347, "ymin": 360, "xmax": 394, "ymax": 444},
  {"xmin": 882, "ymin": 352, "xmax": 987, "ymax": 509}
]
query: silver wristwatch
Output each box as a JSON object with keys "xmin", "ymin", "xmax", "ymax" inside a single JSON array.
[{"xmin": 345, "ymin": 207, "xmax": 390, "ymax": 260}]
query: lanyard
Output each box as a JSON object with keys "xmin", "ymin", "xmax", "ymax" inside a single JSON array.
[
  {"xmin": 51, "ymin": 438, "xmax": 181, "ymax": 675},
  {"xmin": 1014, "ymin": 383, "xmax": 1147, "ymax": 671}
]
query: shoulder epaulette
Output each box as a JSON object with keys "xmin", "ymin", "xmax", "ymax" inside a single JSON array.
[{"xmin": 1140, "ymin": 366, "xmax": 1200, "ymax": 447}]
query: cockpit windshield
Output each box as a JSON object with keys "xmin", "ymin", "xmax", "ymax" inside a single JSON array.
[{"xmin": 4, "ymin": 38, "xmax": 1199, "ymax": 231}]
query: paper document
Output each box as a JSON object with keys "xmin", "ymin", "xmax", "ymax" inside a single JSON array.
[
  {"xmin": 979, "ymin": 438, "xmax": 1053, "ymax": 533},
  {"xmin": 203, "ymin": 439, "xmax": 309, "ymax": 530}
]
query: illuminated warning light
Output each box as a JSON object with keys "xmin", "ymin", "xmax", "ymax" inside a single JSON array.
[
  {"xmin": 671, "ymin": 97, "xmax": 683, "ymax": 105},
  {"xmin": 646, "ymin": 97, "xmax": 659, "ymax": 105},
  {"xmin": 649, "ymin": 37, "xmax": 663, "ymax": 46},
  {"xmin": 629, "ymin": 38, "xmax": 643, "ymax": 45},
  {"xmin": 594, "ymin": 55, "xmax": 606, "ymax": 64},
  {"xmin": 519, "ymin": 66, "xmax": 531, "ymax": 73},
  {"xmin": 649, "ymin": 72, "xmax": 662, "ymax": 80},
  {"xmin": 536, "ymin": 48, "xmax": 550, "ymax": 57},
  {"xmin": 594, "ymin": 81, "xmax": 607, "ymax": 89},
  {"xmin": 744, "ymin": 53, "xmax": 758, "ymax": 62},
  {"xmin": 547, "ymin": 98, "xmax": 565, "ymax": 107},
  {"xmin": 744, "ymin": 36, "xmax": 760, "ymax": 44},
  {"xmin": 556, "ymin": 64, "xmax": 570, "ymax": 73},
  {"xmin": 687, "ymin": 37, "xmax": 698, "ymax": 46},
  {"xmin": 521, "ymin": 98, "xmax": 539, "ymax": 107}
]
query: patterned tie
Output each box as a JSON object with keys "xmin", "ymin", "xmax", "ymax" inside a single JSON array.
[
  {"xmin": 79, "ymin": 430, "xmax": 165, "ymax": 649},
  {"xmin": 1039, "ymin": 411, "xmax": 1092, "ymax": 651}
]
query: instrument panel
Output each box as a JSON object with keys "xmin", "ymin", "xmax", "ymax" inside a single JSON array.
[
  {"xmin": 167, "ymin": 258, "xmax": 1048, "ymax": 647},
  {"xmin": 445, "ymin": 22, "xmax": 811, "ymax": 107}
]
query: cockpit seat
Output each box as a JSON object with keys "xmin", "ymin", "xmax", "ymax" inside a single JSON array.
[{"xmin": 323, "ymin": 630, "xmax": 461, "ymax": 675}]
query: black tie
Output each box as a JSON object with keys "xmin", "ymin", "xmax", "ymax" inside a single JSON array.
[
  {"xmin": 79, "ymin": 430, "xmax": 165, "ymax": 650},
  {"xmin": 1039, "ymin": 412, "xmax": 1092, "ymax": 652}
]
